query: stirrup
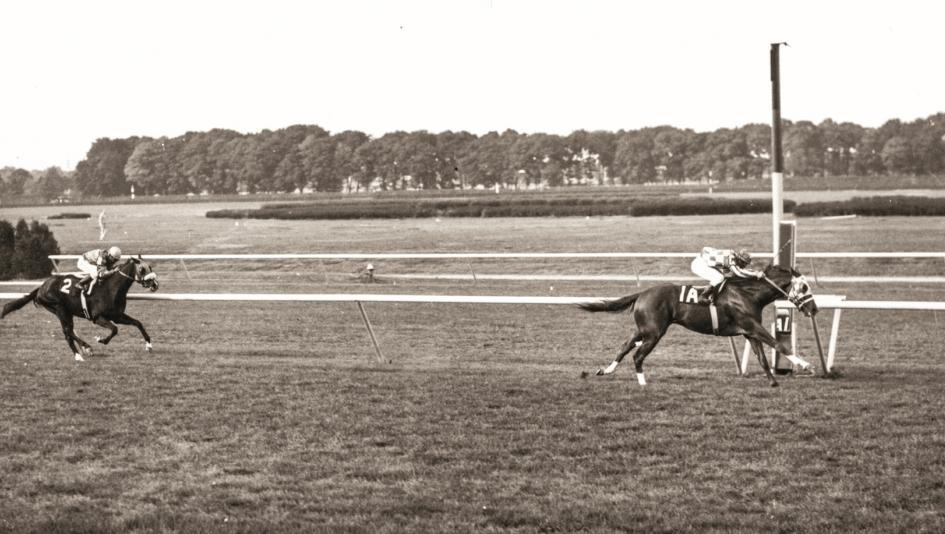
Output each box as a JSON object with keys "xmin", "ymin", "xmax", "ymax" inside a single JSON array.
[{"xmin": 698, "ymin": 287, "xmax": 714, "ymax": 304}]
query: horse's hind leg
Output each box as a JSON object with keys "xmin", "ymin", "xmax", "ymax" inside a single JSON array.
[
  {"xmin": 93, "ymin": 317, "xmax": 119, "ymax": 345},
  {"xmin": 630, "ymin": 331, "xmax": 666, "ymax": 387},
  {"xmin": 594, "ymin": 332, "xmax": 643, "ymax": 376},
  {"xmin": 110, "ymin": 313, "xmax": 152, "ymax": 352}
]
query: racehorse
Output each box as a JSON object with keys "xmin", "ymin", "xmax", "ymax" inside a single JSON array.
[
  {"xmin": 1, "ymin": 257, "xmax": 159, "ymax": 361},
  {"xmin": 578, "ymin": 263, "xmax": 816, "ymax": 387}
]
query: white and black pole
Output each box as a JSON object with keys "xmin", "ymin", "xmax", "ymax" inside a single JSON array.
[
  {"xmin": 770, "ymin": 42, "xmax": 786, "ymax": 256},
  {"xmin": 770, "ymin": 43, "xmax": 796, "ymax": 374}
]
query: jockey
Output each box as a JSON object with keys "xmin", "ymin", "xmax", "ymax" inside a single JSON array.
[
  {"xmin": 76, "ymin": 246, "xmax": 122, "ymax": 295},
  {"xmin": 690, "ymin": 247, "xmax": 764, "ymax": 304}
]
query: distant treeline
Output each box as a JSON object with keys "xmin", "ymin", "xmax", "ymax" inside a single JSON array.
[{"xmin": 2, "ymin": 113, "xmax": 944, "ymax": 200}]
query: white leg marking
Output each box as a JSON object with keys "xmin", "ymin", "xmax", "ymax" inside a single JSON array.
[
  {"xmin": 602, "ymin": 360, "xmax": 619, "ymax": 375},
  {"xmin": 74, "ymin": 352, "xmax": 85, "ymax": 362},
  {"xmin": 145, "ymin": 342, "xmax": 153, "ymax": 352},
  {"xmin": 636, "ymin": 373, "xmax": 647, "ymax": 386},
  {"xmin": 786, "ymin": 354, "xmax": 810, "ymax": 369}
]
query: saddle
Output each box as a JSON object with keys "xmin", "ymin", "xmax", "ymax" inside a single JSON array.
[{"xmin": 679, "ymin": 285, "xmax": 723, "ymax": 335}]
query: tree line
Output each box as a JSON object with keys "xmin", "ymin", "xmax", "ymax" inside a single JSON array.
[
  {"xmin": 2, "ymin": 113, "xmax": 944, "ymax": 199},
  {"xmin": 0, "ymin": 219, "xmax": 61, "ymax": 279}
]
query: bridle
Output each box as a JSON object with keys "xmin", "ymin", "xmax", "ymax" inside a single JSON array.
[
  {"xmin": 760, "ymin": 271, "xmax": 813, "ymax": 308},
  {"xmin": 115, "ymin": 261, "xmax": 158, "ymax": 287}
]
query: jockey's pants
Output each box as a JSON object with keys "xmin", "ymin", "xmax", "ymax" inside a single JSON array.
[
  {"xmin": 691, "ymin": 257, "xmax": 725, "ymax": 287},
  {"xmin": 77, "ymin": 258, "xmax": 99, "ymax": 279}
]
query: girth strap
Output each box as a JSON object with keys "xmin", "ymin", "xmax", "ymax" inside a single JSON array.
[
  {"xmin": 709, "ymin": 304, "xmax": 720, "ymax": 335},
  {"xmin": 80, "ymin": 292, "xmax": 91, "ymax": 320}
]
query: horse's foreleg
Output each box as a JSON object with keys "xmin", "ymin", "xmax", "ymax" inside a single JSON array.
[
  {"xmin": 745, "ymin": 334, "xmax": 779, "ymax": 387},
  {"xmin": 93, "ymin": 317, "xmax": 119, "ymax": 345},
  {"xmin": 111, "ymin": 313, "xmax": 152, "ymax": 352},
  {"xmin": 594, "ymin": 333, "xmax": 642, "ymax": 376},
  {"xmin": 58, "ymin": 314, "xmax": 89, "ymax": 362}
]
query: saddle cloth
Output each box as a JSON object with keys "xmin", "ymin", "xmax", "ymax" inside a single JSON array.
[{"xmin": 678, "ymin": 285, "xmax": 708, "ymax": 305}]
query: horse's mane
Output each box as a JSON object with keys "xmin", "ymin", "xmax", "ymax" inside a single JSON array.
[
  {"xmin": 728, "ymin": 262, "xmax": 795, "ymax": 286},
  {"xmin": 119, "ymin": 257, "xmax": 142, "ymax": 268}
]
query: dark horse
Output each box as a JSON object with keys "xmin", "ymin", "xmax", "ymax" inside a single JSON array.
[
  {"xmin": 2, "ymin": 257, "xmax": 159, "ymax": 361},
  {"xmin": 579, "ymin": 263, "xmax": 816, "ymax": 387}
]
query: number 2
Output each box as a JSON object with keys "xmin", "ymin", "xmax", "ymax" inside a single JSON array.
[{"xmin": 61, "ymin": 278, "xmax": 73, "ymax": 294}]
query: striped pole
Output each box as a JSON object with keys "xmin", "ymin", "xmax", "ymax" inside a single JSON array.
[{"xmin": 770, "ymin": 42, "xmax": 787, "ymax": 262}]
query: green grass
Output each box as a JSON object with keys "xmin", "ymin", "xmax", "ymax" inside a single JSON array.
[{"xmin": 1, "ymin": 202, "xmax": 944, "ymax": 532}]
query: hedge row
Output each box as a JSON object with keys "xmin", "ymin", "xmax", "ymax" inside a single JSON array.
[
  {"xmin": 0, "ymin": 219, "xmax": 61, "ymax": 280},
  {"xmin": 48, "ymin": 213, "xmax": 92, "ymax": 219},
  {"xmin": 793, "ymin": 196, "xmax": 945, "ymax": 217},
  {"xmin": 630, "ymin": 197, "xmax": 796, "ymax": 216},
  {"xmin": 206, "ymin": 196, "xmax": 791, "ymax": 220}
]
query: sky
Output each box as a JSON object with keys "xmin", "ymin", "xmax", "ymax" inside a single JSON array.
[{"xmin": 1, "ymin": 0, "xmax": 943, "ymax": 171}]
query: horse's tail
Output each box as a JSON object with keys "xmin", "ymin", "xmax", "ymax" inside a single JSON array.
[
  {"xmin": 1, "ymin": 287, "xmax": 40, "ymax": 318},
  {"xmin": 577, "ymin": 293, "xmax": 640, "ymax": 314}
]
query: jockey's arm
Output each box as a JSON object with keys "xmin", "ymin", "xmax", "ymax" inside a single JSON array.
[{"xmin": 730, "ymin": 264, "xmax": 764, "ymax": 279}]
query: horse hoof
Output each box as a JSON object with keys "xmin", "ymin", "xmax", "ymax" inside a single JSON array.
[
  {"xmin": 595, "ymin": 368, "xmax": 605, "ymax": 376},
  {"xmin": 95, "ymin": 336, "xmax": 107, "ymax": 345},
  {"xmin": 580, "ymin": 371, "xmax": 589, "ymax": 379},
  {"xmin": 145, "ymin": 342, "xmax": 153, "ymax": 353},
  {"xmin": 770, "ymin": 382, "xmax": 779, "ymax": 388},
  {"xmin": 74, "ymin": 353, "xmax": 85, "ymax": 362}
]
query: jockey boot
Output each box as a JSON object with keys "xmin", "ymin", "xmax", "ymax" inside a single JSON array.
[
  {"xmin": 697, "ymin": 285, "xmax": 717, "ymax": 305},
  {"xmin": 76, "ymin": 275, "xmax": 91, "ymax": 293}
]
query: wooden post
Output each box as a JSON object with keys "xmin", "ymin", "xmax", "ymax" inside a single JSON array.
[
  {"xmin": 826, "ymin": 305, "xmax": 844, "ymax": 372},
  {"xmin": 467, "ymin": 261, "xmax": 478, "ymax": 284},
  {"xmin": 356, "ymin": 301, "xmax": 389, "ymax": 364},
  {"xmin": 809, "ymin": 315, "xmax": 829, "ymax": 375},
  {"xmin": 728, "ymin": 337, "xmax": 742, "ymax": 375},
  {"xmin": 179, "ymin": 258, "xmax": 193, "ymax": 282}
]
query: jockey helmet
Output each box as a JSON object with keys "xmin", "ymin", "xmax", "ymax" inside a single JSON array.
[
  {"xmin": 107, "ymin": 246, "xmax": 122, "ymax": 260},
  {"xmin": 734, "ymin": 248, "xmax": 751, "ymax": 267}
]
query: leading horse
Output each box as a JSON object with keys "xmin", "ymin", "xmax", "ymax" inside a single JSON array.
[
  {"xmin": 2, "ymin": 257, "xmax": 159, "ymax": 361},
  {"xmin": 579, "ymin": 263, "xmax": 816, "ymax": 387}
]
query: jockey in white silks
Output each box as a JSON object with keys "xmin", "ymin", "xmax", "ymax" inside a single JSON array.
[
  {"xmin": 76, "ymin": 246, "xmax": 122, "ymax": 295},
  {"xmin": 690, "ymin": 247, "xmax": 764, "ymax": 304}
]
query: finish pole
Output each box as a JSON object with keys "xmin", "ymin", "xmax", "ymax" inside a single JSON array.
[{"xmin": 770, "ymin": 42, "xmax": 787, "ymax": 260}]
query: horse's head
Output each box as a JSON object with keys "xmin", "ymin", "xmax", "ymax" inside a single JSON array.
[
  {"xmin": 126, "ymin": 256, "xmax": 159, "ymax": 292},
  {"xmin": 763, "ymin": 263, "xmax": 817, "ymax": 317}
]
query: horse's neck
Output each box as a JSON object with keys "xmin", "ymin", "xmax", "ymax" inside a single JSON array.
[
  {"xmin": 107, "ymin": 267, "xmax": 135, "ymax": 296},
  {"xmin": 737, "ymin": 278, "xmax": 785, "ymax": 307}
]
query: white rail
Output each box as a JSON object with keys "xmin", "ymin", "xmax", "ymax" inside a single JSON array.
[
  {"xmin": 4, "ymin": 291, "xmax": 940, "ymax": 371},
  {"xmin": 48, "ymin": 251, "xmax": 945, "ymax": 261},
  {"xmin": 2, "ymin": 292, "xmax": 942, "ymax": 310}
]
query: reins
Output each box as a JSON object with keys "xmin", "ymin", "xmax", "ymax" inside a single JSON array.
[
  {"xmin": 115, "ymin": 268, "xmax": 138, "ymax": 282},
  {"xmin": 760, "ymin": 275, "xmax": 791, "ymax": 299},
  {"xmin": 114, "ymin": 261, "xmax": 145, "ymax": 284}
]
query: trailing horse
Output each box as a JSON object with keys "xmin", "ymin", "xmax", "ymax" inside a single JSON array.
[
  {"xmin": 579, "ymin": 263, "xmax": 816, "ymax": 387},
  {"xmin": 1, "ymin": 257, "xmax": 159, "ymax": 361}
]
